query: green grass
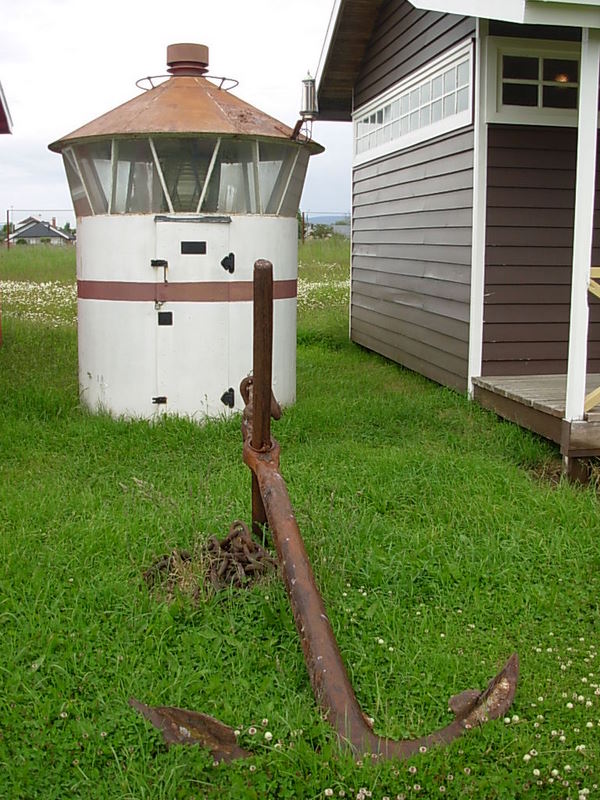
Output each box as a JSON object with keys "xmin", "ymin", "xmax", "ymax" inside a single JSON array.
[
  {"xmin": 1, "ymin": 243, "xmax": 599, "ymax": 799},
  {"xmin": 0, "ymin": 243, "xmax": 76, "ymax": 283}
]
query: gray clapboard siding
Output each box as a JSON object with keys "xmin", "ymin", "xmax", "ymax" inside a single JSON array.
[
  {"xmin": 352, "ymin": 289, "xmax": 469, "ymax": 340},
  {"xmin": 354, "ymin": 0, "xmax": 475, "ymax": 108},
  {"xmin": 353, "ymin": 188, "xmax": 473, "ymax": 217},
  {"xmin": 349, "ymin": 0, "xmax": 475, "ymax": 391},
  {"xmin": 482, "ymin": 123, "xmax": 600, "ymax": 377}
]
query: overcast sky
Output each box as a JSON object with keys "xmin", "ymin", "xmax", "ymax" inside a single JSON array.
[{"xmin": 0, "ymin": 0, "xmax": 352, "ymax": 223}]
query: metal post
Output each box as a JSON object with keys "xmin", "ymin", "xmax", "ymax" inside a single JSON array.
[
  {"xmin": 6, "ymin": 209, "xmax": 9, "ymax": 250},
  {"xmin": 251, "ymin": 259, "xmax": 273, "ymax": 535}
]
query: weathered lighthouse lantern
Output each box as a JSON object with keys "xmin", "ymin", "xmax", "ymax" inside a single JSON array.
[{"xmin": 49, "ymin": 44, "xmax": 322, "ymax": 419}]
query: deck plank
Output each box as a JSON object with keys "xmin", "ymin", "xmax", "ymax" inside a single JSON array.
[{"xmin": 472, "ymin": 374, "xmax": 600, "ymax": 418}]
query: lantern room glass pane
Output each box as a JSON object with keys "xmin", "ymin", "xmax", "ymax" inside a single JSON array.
[
  {"xmin": 202, "ymin": 139, "xmax": 258, "ymax": 214},
  {"xmin": 154, "ymin": 138, "xmax": 215, "ymax": 212},
  {"xmin": 279, "ymin": 149, "xmax": 309, "ymax": 218},
  {"xmin": 259, "ymin": 141, "xmax": 298, "ymax": 215},
  {"xmin": 75, "ymin": 142, "xmax": 112, "ymax": 214},
  {"xmin": 112, "ymin": 140, "xmax": 167, "ymax": 214},
  {"xmin": 62, "ymin": 148, "xmax": 92, "ymax": 217}
]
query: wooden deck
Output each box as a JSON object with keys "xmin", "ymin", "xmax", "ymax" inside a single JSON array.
[{"xmin": 472, "ymin": 374, "xmax": 600, "ymax": 458}]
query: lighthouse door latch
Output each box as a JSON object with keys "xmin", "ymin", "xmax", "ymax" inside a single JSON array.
[
  {"xmin": 221, "ymin": 253, "xmax": 235, "ymax": 274},
  {"xmin": 152, "ymin": 396, "xmax": 167, "ymax": 405},
  {"xmin": 220, "ymin": 388, "xmax": 235, "ymax": 408},
  {"xmin": 151, "ymin": 259, "xmax": 169, "ymax": 283}
]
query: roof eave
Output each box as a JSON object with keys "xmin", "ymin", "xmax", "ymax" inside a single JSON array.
[
  {"xmin": 316, "ymin": 0, "xmax": 599, "ymax": 119},
  {"xmin": 411, "ymin": 0, "xmax": 600, "ymax": 27},
  {"xmin": 0, "ymin": 81, "xmax": 13, "ymax": 134}
]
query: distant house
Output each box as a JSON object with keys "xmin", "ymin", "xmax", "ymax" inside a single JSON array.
[
  {"xmin": 9, "ymin": 217, "xmax": 75, "ymax": 246},
  {"xmin": 317, "ymin": 0, "xmax": 600, "ymax": 477}
]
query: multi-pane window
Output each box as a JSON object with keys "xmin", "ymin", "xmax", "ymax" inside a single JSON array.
[
  {"xmin": 487, "ymin": 38, "xmax": 584, "ymax": 125},
  {"xmin": 353, "ymin": 41, "xmax": 472, "ymax": 164},
  {"xmin": 501, "ymin": 54, "xmax": 579, "ymax": 110}
]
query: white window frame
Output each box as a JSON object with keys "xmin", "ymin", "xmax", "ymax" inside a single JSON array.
[
  {"xmin": 352, "ymin": 39, "xmax": 474, "ymax": 167},
  {"xmin": 486, "ymin": 37, "xmax": 582, "ymax": 127}
]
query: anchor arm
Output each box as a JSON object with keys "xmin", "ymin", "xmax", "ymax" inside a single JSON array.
[{"xmin": 243, "ymin": 431, "xmax": 519, "ymax": 760}]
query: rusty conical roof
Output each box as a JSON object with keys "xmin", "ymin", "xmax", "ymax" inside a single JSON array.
[{"xmin": 49, "ymin": 44, "xmax": 322, "ymax": 153}]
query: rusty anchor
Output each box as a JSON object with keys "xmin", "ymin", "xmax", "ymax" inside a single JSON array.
[{"xmin": 131, "ymin": 259, "xmax": 519, "ymax": 762}]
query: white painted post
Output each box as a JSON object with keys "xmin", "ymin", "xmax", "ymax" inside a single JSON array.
[
  {"xmin": 565, "ymin": 28, "xmax": 600, "ymax": 422},
  {"xmin": 467, "ymin": 19, "xmax": 489, "ymax": 395}
]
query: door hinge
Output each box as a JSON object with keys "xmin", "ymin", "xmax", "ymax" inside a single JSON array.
[
  {"xmin": 220, "ymin": 388, "xmax": 235, "ymax": 408},
  {"xmin": 221, "ymin": 252, "xmax": 235, "ymax": 274},
  {"xmin": 152, "ymin": 396, "xmax": 167, "ymax": 405}
]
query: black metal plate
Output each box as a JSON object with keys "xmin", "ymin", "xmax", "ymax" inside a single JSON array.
[{"xmin": 181, "ymin": 241, "xmax": 207, "ymax": 255}]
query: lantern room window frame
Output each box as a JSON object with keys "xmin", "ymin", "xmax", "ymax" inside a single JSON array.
[{"xmin": 62, "ymin": 136, "xmax": 308, "ymax": 218}]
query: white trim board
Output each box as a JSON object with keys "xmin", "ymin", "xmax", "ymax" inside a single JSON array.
[{"xmin": 467, "ymin": 20, "xmax": 488, "ymax": 394}]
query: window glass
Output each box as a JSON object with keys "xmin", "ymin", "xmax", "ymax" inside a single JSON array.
[
  {"xmin": 431, "ymin": 99, "xmax": 442, "ymax": 122},
  {"xmin": 543, "ymin": 85, "xmax": 577, "ymax": 109},
  {"xmin": 63, "ymin": 149, "xmax": 92, "ymax": 217},
  {"xmin": 543, "ymin": 58, "xmax": 578, "ymax": 84},
  {"xmin": 75, "ymin": 142, "xmax": 111, "ymax": 214},
  {"xmin": 503, "ymin": 55, "xmax": 538, "ymax": 81},
  {"xmin": 154, "ymin": 138, "xmax": 215, "ymax": 212},
  {"xmin": 278, "ymin": 148, "xmax": 309, "ymax": 217},
  {"xmin": 259, "ymin": 141, "xmax": 300, "ymax": 215},
  {"xmin": 502, "ymin": 82, "xmax": 538, "ymax": 107},
  {"xmin": 113, "ymin": 140, "xmax": 167, "ymax": 214},
  {"xmin": 432, "ymin": 75, "xmax": 443, "ymax": 99},
  {"xmin": 443, "ymin": 94, "xmax": 456, "ymax": 117},
  {"xmin": 209, "ymin": 139, "xmax": 257, "ymax": 213},
  {"xmin": 456, "ymin": 87, "xmax": 469, "ymax": 113},
  {"xmin": 443, "ymin": 68, "xmax": 456, "ymax": 93},
  {"xmin": 457, "ymin": 60, "xmax": 470, "ymax": 87}
]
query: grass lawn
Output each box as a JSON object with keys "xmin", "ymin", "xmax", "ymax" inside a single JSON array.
[{"xmin": 0, "ymin": 240, "xmax": 599, "ymax": 799}]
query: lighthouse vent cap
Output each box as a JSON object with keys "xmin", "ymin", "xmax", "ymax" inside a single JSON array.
[{"xmin": 167, "ymin": 43, "xmax": 209, "ymax": 76}]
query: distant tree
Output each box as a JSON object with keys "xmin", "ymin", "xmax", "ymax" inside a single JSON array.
[
  {"xmin": 16, "ymin": 238, "xmax": 27, "ymax": 245},
  {"xmin": 62, "ymin": 222, "xmax": 72, "ymax": 234},
  {"xmin": 1, "ymin": 222, "xmax": 14, "ymax": 240},
  {"xmin": 40, "ymin": 237, "xmax": 51, "ymax": 244},
  {"xmin": 311, "ymin": 223, "xmax": 334, "ymax": 239}
]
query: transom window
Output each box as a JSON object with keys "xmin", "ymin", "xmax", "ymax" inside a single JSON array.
[{"xmin": 353, "ymin": 41, "xmax": 473, "ymax": 166}]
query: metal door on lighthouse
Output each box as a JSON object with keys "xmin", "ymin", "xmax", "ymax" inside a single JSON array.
[{"xmin": 153, "ymin": 215, "xmax": 234, "ymax": 419}]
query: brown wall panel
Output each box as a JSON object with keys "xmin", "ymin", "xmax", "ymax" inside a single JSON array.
[{"xmin": 483, "ymin": 123, "xmax": 600, "ymax": 376}]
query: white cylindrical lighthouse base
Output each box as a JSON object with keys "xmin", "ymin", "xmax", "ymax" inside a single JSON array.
[{"xmin": 76, "ymin": 213, "xmax": 298, "ymax": 420}]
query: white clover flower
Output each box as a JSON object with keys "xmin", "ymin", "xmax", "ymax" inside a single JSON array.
[{"xmin": 264, "ymin": 731, "xmax": 273, "ymax": 741}]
